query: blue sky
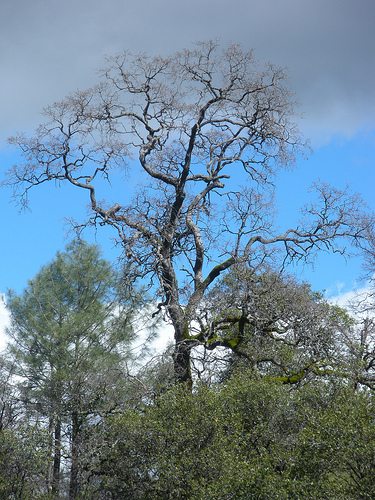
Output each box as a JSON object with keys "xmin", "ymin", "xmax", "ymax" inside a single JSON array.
[
  {"xmin": 1, "ymin": 131, "xmax": 374, "ymax": 296},
  {"xmin": 1, "ymin": 0, "xmax": 375, "ymax": 343}
]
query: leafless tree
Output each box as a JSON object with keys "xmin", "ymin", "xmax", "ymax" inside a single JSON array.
[{"xmin": 5, "ymin": 42, "xmax": 374, "ymax": 385}]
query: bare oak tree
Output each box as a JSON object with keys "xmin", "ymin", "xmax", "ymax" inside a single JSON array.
[{"xmin": 5, "ymin": 42, "xmax": 373, "ymax": 385}]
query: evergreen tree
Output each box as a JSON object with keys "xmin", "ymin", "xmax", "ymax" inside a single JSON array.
[{"xmin": 6, "ymin": 240, "xmax": 141, "ymax": 499}]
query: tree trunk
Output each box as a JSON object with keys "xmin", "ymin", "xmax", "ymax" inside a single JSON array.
[
  {"xmin": 52, "ymin": 417, "xmax": 61, "ymax": 497},
  {"xmin": 173, "ymin": 340, "xmax": 192, "ymax": 387},
  {"xmin": 46, "ymin": 416, "xmax": 53, "ymax": 493},
  {"xmin": 69, "ymin": 410, "xmax": 80, "ymax": 500},
  {"xmin": 167, "ymin": 301, "xmax": 193, "ymax": 387}
]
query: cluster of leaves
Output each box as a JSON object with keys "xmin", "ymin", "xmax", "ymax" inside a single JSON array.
[
  {"xmin": 79, "ymin": 373, "xmax": 375, "ymax": 500},
  {"xmin": 0, "ymin": 422, "xmax": 51, "ymax": 499}
]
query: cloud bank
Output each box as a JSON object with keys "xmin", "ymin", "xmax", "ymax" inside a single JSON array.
[{"xmin": 1, "ymin": 0, "xmax": 374, "ymax": 143}]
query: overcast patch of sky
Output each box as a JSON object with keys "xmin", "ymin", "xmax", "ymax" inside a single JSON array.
[{"xmin": 0, "ymin": 0, "xmax": 374, "ymax": 141}]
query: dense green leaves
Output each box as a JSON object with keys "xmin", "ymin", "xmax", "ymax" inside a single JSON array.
[
  {"xmin": 0, "ymin": 422, "xmax": 51, "ymax": 499},
  {"xmin": 291, "ymin": 388, "xmax": 375, "ymax": 499},
  {"xmin": 80, "ymin": 372, "xmax": 375, "ymax": 500}
]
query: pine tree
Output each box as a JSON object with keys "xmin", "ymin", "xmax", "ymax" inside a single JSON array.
[{"xmin": 6, "ymin": 240, "xmax": 140, "ymax": 499}]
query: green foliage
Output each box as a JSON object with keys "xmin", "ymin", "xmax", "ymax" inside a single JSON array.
[
  {"xmin": 291, "ymin": 388, "xmax": 375, "ymax": 499},
  {"xmin": 6, "ymin": 239, "xmax": 137, "ymax": 418},
  {"xmin": 79, "ymin": 371, "xmax": 375, "ymax": 500},
  {"xmin": 0, "ymin": 422, "xmax": 51, "ymax": 499}
]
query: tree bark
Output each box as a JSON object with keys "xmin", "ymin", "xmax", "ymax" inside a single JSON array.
[
  {"xmin": 69, "ymin": 410, "xmax": 80, "ymax": 500},
  {"xmin": 173, "ymin": 340, "xmax": 193, "ymax": 387},
  {"xmin": 52, "ymin": 417, "xmax": 61, "ymax": 497}
]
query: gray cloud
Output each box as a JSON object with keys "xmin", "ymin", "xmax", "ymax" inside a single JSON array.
[{"xmin": 1, "ymin": 0, "xmax": 374, "ymax": 142}]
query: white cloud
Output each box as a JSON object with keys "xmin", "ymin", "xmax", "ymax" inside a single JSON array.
[
  {"xmin": 130, "ymin": 306, "xmax": 174, "ymax": 360},
  {"xmin": 330, "ymin": 280, "xmax": 375, "ymax": 320}
]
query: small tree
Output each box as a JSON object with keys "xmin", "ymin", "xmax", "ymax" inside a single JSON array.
[
  {"xmin": 5, "ymin": 42, "xmax": 373, "ymax": 385},
  {"xmin": 6, "ymin": 240, "xmax": 141, "ymax": 499}
]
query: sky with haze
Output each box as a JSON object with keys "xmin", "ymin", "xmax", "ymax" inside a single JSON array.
[{"xmin": 0, "ymin": 0, "xmax": 374, "ymax": 347}]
